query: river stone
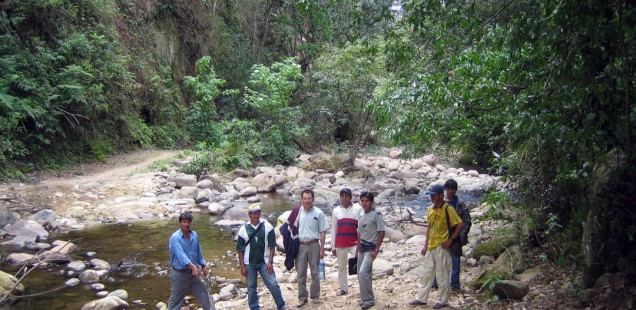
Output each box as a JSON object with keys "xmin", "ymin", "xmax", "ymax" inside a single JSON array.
[
  {"xmin": 196, "ymin": 179, "xmax": 214, "ymax": 189},
  {"xmin": 80, "ymin": 295, "xmax": 128, "ymax": 310},
  {"xmin": 7, "ymin": 253, "xmax": 33, "ymax": 265},
  {"xmin": 49, "ymin": 240, "xmax": 78, "ymax": 254},
  {"xmin": 92, "ymin": 283, "xmax": 106, "ymax": 291},
  {"xmin": 422, "ymin": 154, "xmax": 436, "ymax": 166},
  {"xmin": 68, "ymin": 261, "xmax": 87, "ymax": 272},
  {"xmin": 239, "ymin": 186, "xmax": 258, "ymax": 197},
  {"xmin": 405, "ymin": 235, "xmax": 426, "ymax": 245},
  {"xmin": 107, "ymin": 289, "xmax": 128, "ymax": 300},
  {"xmin": 207, "ymin": 203, "xmax": 227, "ymax": 215},
  {"xmin": 176, "ymin": 186, "xmax": 197, "ymax": 200},
  {"xmin": 293, "ymin": 178, "xmax": 316, "ymax": 190},
  {"xmin": 65, "ymin": 278, "xmax": 80, "ymax": 287},
  {"xmin": 386, "ymin": 161, "xmax": 400, "ymax": 171},
  {"xmin": 166, "ymin": 174, "xmax": 197, "ymax": 189},
  {"xmin": 195, "ymin": 188, "xmax": 213, "ymax": 203},
  {"xmin": 90, "ymin": 259, "xmax": 111, "ymax": 270},
  {"xmin": 80, "ymin": 270, "xmax": 101, "ymax": 283},
  {"xmin": 0, "ymin": 270, "xmax": 25, "ymax": 296},
  {"xmin": 29, "ymin": 209, "xmax": 57, "ymax": 226},
  {"xmin": 372, "ymin": 258, "xmax": 394, "ymax": 276},
  {"xmin": 96, "ymin": 291, "xmax": 109, "ymax": 298},
  {"xmin": 223, "ymin": 206, "xmax": 249, "ymax": 221},
  {"xmin": 492, "ymin": 280, "xmax": 529, "ymax": 300},
  {"xmin": 7, "ymin": 219, "xmax": 49, "ymax": 241},
  {"xmin": 38, "ymin": 252, "xmax": 71, "ymax": 264},
  {"xmin": 0, "ymin": 205, "xmax": 19, "ymax": 227},
  {"xmin": 383, "ymin": 226, "xmax": 405, "ymax": 242},
  {"xmin": 246, "ymin": 196, "xmax": 260, "ymax": 203},
  {"xmin": 219, "ymin": 284, "xmax": 235, "ymax": 301},
  {"xmin": 251, "ymin": 172, "xmax": 283, "ymax": 192}
]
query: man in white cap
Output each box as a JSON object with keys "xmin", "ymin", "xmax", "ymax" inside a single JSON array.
[{"xmin": 237, "ymin": 204, "xmax": 289, "ymax": 310}]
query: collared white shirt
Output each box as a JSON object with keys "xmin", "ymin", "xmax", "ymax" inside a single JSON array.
[{"xmin": 298, "ymin": 206, "xmax": 330, "ymax": 242}]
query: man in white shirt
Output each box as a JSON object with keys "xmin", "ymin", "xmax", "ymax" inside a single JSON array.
[
  {"xmin": 331, "ymin": 188, "xmax": 363, "ymax": 296},
  {"xmin": 295, "ymin": 189, "xmax": 330, "ymax": 308}
]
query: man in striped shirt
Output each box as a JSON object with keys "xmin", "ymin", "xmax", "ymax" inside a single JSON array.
[{"xmin": 331, "ymin": 188, "xmax": 363, "ymax": 296}]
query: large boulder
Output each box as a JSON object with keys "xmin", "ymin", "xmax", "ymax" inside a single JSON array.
[
  {"xmin": 166, "ymin": 174, "xmax": 197, "ymax": 189},
  {"xmin": 29, "ymin": 209, "xmax": 57, "ymax": 226},
  {"xmin": 7, "ymin": 219, "xmax": 49, "ymax": 241},
  {"xmin": 251, "ymin": 173, "xmax": 284, "ymax": 192},
  {"xmin": 309, "ymin": 152, "xmax": 340, "ymax": 172}
]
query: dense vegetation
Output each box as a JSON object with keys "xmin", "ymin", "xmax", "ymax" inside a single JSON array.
[{"xmin": 1, "ymin": 0, "xmax": 634, "ymax": 294}]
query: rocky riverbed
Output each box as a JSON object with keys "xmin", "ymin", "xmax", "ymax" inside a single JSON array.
[{"xmin": 1, "ymin": 149, "xmax": 624, "ymax": 309}]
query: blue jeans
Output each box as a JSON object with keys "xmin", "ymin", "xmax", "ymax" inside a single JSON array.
[
  {"xmin": 450, "ymin": 253, "xmax": 460, "ymax": 288},
  {"xmin": 246, "ymin": 262, "xmax": 286, "ymax": 310},
  {"xmin": 432, "ymin": 253, "xmax": 460, "ymax": 289}
]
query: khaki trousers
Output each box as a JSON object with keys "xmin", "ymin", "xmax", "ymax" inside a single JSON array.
[{"xmin": 416, "ymin": 246, "xmax": 451, "ymax": 305}]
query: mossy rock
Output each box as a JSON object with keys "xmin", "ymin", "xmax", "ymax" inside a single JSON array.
[
  {"xmin": 0, "ymin": 270, "xmax": 25, "ymax": 299},
  {"xmin": 469, "ymin": 268, "xmax": 513, "ymax": 290},
  {"xmin": 472, "ymin": 235, "xmax": 517, "ymax": 259},
  {"xmin": 469, "ymin": 245, "xmax": 527, "ymax": 290}
]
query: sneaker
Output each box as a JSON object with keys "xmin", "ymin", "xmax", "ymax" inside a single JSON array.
[
  {"xmin": 409, "ymin": 300, "xmax": 427, "ymax": 306},
  {"xmin": 336, "ymin": 290, "xmax": 348, "ymax": 296},
  {"xmin": 433, "ymin": 302, "xmax": 446, "ymax": 309},
  {"xmin": 451, "ymin": 287, "xmax": 460, "ymax": 293},
  {"xmin": 361, "ymin": 303, "xmax": 374, "ymax": 309},
  {"xmin": 296, "ymin": 300, "xmax": 307, "ymax": 308}
]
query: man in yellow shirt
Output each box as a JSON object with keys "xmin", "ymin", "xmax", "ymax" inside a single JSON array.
[{"xmin": 409, "ymin": 184, "xmax": 464, "ymax": 309}]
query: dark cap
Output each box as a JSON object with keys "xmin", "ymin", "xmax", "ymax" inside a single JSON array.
[
  {"xmin": 425, "ymin": 184, "xmax": 445, "ymax": 195},
  {"xmin": 339, "ymin": 188, "xmax": 352, "ymax": 197}
]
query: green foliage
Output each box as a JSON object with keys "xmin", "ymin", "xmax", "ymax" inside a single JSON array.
[
  {"xmin": 372, "ymin": 0, "xmax": 636, "ymax": 284},
  {"xmin": 311, "ymin": 42, "xmax": 387, "ymax": 163},
  {"xmin": 244, "ymin": 57, "xmax": 306, "ymax": 164},
  {"xmin": 184, "ymin": 56, "xmax": 239, "ymax": 148},
  {"xmin": 182, "ymin": 150, "xmax": 214, "ymax": 176}
]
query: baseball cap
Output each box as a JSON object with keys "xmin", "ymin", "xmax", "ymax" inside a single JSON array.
[
  {"xmin": 425, "ymin": 184, "xmax": 445, "ymax": 195},
  {"xmin": 340, "ymin": 188, "xmax": 352, "ymax": 196},
  {"xmin": 248, "ymin": 204, "xmax": 262, "ymax": 213}
]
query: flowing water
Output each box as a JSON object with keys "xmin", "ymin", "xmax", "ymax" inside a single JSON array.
[{"xmin": 0, "ymin": 193, "xmax": 296, "ymax": 309}]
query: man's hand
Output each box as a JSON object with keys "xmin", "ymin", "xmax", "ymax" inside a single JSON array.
[
  {"xmin": 240, "ymin": 264, "xmax": 247, "ymax": 277},
  {"xmin": 320, "ymin": 250, "xmax": 325, "ymax": 259},
  {"xmin": 442, "ymin": 239, "xmax": 452, "ymax": 249},
  {"xmin": 190, "ymin": 266, "xmax": 200, "ymax": 279},
  {"xmin": 201, "ymin": 265, "xmax": 208, "ymax": 277},
  {"xmin": 371, "ymin": 250, "xmax": 378, "ymax": 259},
  {"xmin": 420, "ymin": 247, "xmax": 427, "ymax": 256},
  {"xmin": 266, "ymin": 262, "xmax": 274, "ymax": 274}
]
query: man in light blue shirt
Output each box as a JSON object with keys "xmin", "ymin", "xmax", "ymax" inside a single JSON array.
[
  {"xmin": 294, "ymin": 189, "xmax": 330, "ymax": 307},
  {"xmin": 168, "ymin": 212, "xmax": 214, "ymax": 310}
]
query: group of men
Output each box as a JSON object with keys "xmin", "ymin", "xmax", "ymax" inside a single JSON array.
[{"xmin": 166, "ymin": 179, "xmax": 470, "ymax": 310}]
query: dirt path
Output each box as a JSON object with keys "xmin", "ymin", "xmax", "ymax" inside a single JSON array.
[{"xmin": 0, "ymin": 149, "xmax": 180, "ymax": 215}]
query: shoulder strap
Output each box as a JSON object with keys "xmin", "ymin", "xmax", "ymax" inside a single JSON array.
[
  {"xmin": 444, "ymin": 204, "xmax": 452, "ymax": 239},
  {"xmin": 244, "ymin": 222, "xmax": 263, "ymax": 247}
]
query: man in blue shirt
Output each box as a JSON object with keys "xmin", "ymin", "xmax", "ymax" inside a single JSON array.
[{"xmin": 168, "ymin": 212, "xmax": 214, "ymax": 310}]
